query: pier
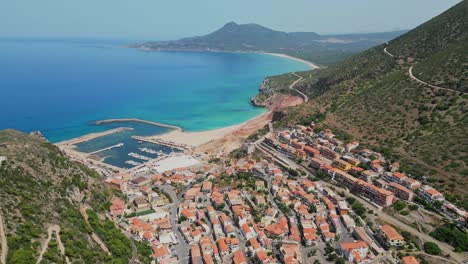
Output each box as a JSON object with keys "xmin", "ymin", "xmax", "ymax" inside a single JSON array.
[
  {"xmin": 131, "ymin": 136, "xmax": 191, "ymax": 151},
  {"xmin": 88, "ymin": 143, "xmax": 124, "ymax": 155},
  {"xmin": 94, "ymin": 118, "xmax": 182, "ymax": 132}
]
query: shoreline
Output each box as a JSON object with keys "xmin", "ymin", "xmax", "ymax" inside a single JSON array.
[
  {"xmin": 56, "ymin": 49, "xmax": 312, "ymax": 151},
  {"xmin": 261, "ymin": 52, "xmax": 320, "ymax": 69},
  {"xmin": 133, "ymin": 46, "xmax": 320, "ymax": 70}
]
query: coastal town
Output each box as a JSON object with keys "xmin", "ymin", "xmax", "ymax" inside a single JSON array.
[{"xmin": 61, "ymin": 120, "xmax": 467, "ymax": 264}]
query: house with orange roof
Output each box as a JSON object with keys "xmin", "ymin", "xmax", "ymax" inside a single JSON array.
[
  {"xmin": 280, "ymin": 243, "xmax": 302, "ymax": 264},
  {"xmin": 110, "ymin": 197, "xmax": 125, "ymax": 217},
  {"xmin": 379, "ymin": 225, "xmax": 404, "ymax": 247},
  {"xmin": 217, "ymin": 238, "xmax": 229, "ymax": 256},
  {"xmin": 401, "ymin": 256, "xmax": 419, "ymax": 264},
  {"xmin": 241, "ymin": 223, "xmax": 256, "ymax": 239},
  {"xmin": 370, "ymin": 162, "xmax": 384, "ymax": 174},
  {"xmin": 339, "ymin": 240, "xmax": 368, "ymax": 263},
  {"xmin": 419, "ymin": 185, "xmax": 444, "ymax": 202},
  {"xmin": 227, "ymin": 237, "xmax": 240, "ymax": 251},
  {"xmin": 180, "ymin": 208, "xmax": 196, "ymax": 222},
  {"xmin": 390, "ymin": 162, "xmax": 400, "ymax": 172},
  {"xmin": 303, "ymin": 227, "xmax": 318, "ymax": 246},
  {"xmin": 401, "ymin": 178, "xmax": 421, "ymax": 190},
  {"xmin": 190, "ymin": 244, "xmax": 201, "ymax": 264},
  {"xmin": 152, "ymin": 244, "xmax": 171, "ymax": 262},
  {"xmin": 387, "ymin": 182, "xmax": 414, "ymax": 201},
  {"xmin": 345, "ymin": 141, "xmax": 359, "ymax": 152},
  {"xmin": 203, "ymin": 254, "xmax": 215, "ymax": 264},
  {"xmin": 201, "ymin": 181, "xmax": 213, "ymax": 194},
  {"xmin": 233, "ymin": 250, "xmax": 247, "ymax": 264}
]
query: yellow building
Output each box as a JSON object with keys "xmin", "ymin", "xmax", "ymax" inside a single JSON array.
[{"xmin": 332, "ymin": 159, "xmax": 352, "ymax": 171}]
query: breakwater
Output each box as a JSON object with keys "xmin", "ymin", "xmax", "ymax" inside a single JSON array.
[{"xmin": 94, "ymin": 118, "xmax": 182, "ymax": 132}]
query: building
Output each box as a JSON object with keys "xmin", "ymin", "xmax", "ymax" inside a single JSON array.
[
  {"xmin": 233, "ymin": 250, "xmax": 247, "ymax": 264},
  {"xmin": 401, "ymin": 178, "xmax": 421, "ymax": 190},
  {"xmin": 304, "ymin": 146, "xmax": 320, "ymax": 157},
  {"xmin": 333, "ymin": 169, "xmax": 394, "ymax": 207},
  {"xmin": 387, "ymin": 182, "xmax": 414, "ymax": 201},
  {"xmin": 419, "ymin": 185, "xmax": 444, "ymax": 203},
  {"xmin": 320, "ymin": 147, "xmax": 340, "ymax": 160},
  {"xmin": 310, "ymin": 157, "xmax": 325, "ymax": 169},
  {"xmin": 402, "ymin": 256, "xmax": 419, "ymax": 264},
  {"xmin": 332, "ymin": 159, "xmax": 352, "ymax": 171},
  {"xmin": 380, "ymin": 225, "xmax": 404, "ymax": 247},
  {"xmin": 255, "ymin": 180, "xmax": 266, "ymax": 192},
  {"xmin": 383, "ymin": 172, "xmax": 407, "ymax": 184},
  {"xmin": 339, "ymin": 240, "xmax": 368, "ymax": 263}
]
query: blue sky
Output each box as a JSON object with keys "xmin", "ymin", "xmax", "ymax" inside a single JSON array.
[{"xmin": 0, "ymin": 0, "xmax": 461, "ymax": 40}]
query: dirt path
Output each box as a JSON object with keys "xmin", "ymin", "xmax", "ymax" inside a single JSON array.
[
  {"xmin": 79, "ymin": 207, "xmax": 111, "ymax": 256},
  {"xmin": 0, "ymin": 212, "xmax": 7, "ymax": 264},
  {"xmin": 36, "ymin": 225, "xmax": 70, "ymax": 264}
]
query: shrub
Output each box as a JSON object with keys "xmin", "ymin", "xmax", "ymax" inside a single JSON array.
[
  {"xmin": 393, "ymin": 201, "xmax": 406, "ymax": 211},
  {"xmin": 423, "ymin": 242, "xmax": 441, "ymax": 255},
  {"xmin": 400, "ymin": 210, "xmax": 410, "ymax": 216}
]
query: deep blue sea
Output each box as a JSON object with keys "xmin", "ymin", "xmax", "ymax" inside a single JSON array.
[{"xmin": 0, "ymin": 38, "xmax": 310, "ymax": 143}]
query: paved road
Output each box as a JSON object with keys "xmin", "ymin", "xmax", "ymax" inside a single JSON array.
[
  {"xmin": 0, "ymin": 213, "xmax": 7, "ymax": 264},
  {"xmin": 290, "ymin": 73, "xmax": 309, "ymax": 103},
  {"xmin": 408, "ymin": 66, "xmax": 466, "ymax": 94},
  {"xmin": 383, "ymin": 47, "xmax": 395, "ymax": 57},
  {"xmin": 383, "ymin": 46, "xmax": 465, "ymax": 94},
  {"xmin": 155, "ymin": 185, "xmax": 190, "ymax": 263}
]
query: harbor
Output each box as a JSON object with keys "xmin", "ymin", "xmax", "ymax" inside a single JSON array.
[{"xmin": 53, "ymin": 120, "xmax": 184, "ymax": 170}]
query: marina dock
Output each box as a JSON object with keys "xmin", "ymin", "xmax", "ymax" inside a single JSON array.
[
  {"xmin": 131, "ymin": 136, "xmax": 191, "ymax": 151},
  {"xmin": 89, "ymin": 143, "xmax": 124, "ymax": 155}
]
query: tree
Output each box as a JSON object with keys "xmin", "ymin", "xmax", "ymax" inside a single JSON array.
[
  {"xmin": 423, "ymin": 242, "xmax": 441, "ymax": 255},
  {"xmin": 336, "ymin": 257, "xmax": 346, "ymax": 264},
  {"xmin": 9, "ymin": 249, "xmax": 36, "ymax": 264}
]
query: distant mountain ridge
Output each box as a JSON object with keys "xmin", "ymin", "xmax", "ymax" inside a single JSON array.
[{"xmin": 135, "ymin": 22, "xmax": 407, "ymax": 65}]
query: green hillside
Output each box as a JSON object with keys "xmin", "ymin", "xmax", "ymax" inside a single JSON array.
[
  {"xmin": 262, "ymin": 1, "xmax": 468, "ymax": 207},
  {"xmin": 0, "ymin": 130, "xmax": 131, "ymax": 264}
]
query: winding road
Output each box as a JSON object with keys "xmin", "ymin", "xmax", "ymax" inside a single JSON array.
[
  {"xmin": 383, "ymin": 46, "xmax": 466, "ymax": 94},
  {"xmin": 408, "ymin": 65, "xmax": 465, "ymax": 93},
  {"xmin": 290, "ymin": 73, "xmax": 309, "ymax": 103}
]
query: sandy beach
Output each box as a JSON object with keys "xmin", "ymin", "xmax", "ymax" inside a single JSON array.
[
  {"xmin": 144, "ymin": 123, "xmax": 242, "ymax": 147},
  {"xmin": 142, "ymin": 93, "xmax": 303, "ymax": 150},
  {"xmin": 263, "ymin": 53, "xmax": 321, "ymax": 69}
]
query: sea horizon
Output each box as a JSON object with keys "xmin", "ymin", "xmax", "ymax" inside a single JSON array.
[{"xmin": 0, "ymin": 37, "xmax": 312, "ymax": 142}]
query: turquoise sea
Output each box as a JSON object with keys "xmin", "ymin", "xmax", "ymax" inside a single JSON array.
[{"xmin": 0, "ymin": 38, "xmax": 310, "ymax": 143}]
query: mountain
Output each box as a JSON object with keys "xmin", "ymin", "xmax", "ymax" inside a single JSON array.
[
  {"xmin": 260, "ymin": 1, "xmax": 467, "ymax": 207},
  {"xmin": 0, "ymin": 130, "xmax": 132, "ymax": 263},
  {"xmin": 135, "ymin": 22, "xmax": 407, "ymax": 65}
]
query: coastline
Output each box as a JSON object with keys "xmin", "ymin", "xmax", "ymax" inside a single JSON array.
[
  {"xmin": 261, "ymin": 52, "xmax": 320, "ymax": 69},
  {"xmin": 134, "ymin": 46, "xmax": 320, "ymax": 70},
  {"xmin": 56, "ymin": 48, "xmax": 314, "ymax": 152}
]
